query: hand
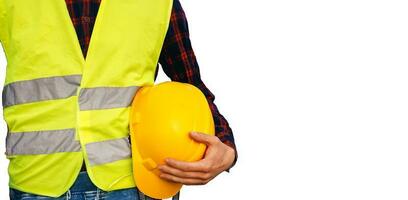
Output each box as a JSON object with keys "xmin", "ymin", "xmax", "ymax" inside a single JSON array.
[{"xmin": 158, "ymin": 131, "xmax": 236, "ymax": 185}]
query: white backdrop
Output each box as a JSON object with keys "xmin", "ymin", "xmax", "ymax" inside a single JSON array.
[{"xmin": 1, "ymin": 0, "xmax": 408, "ymax": 199}]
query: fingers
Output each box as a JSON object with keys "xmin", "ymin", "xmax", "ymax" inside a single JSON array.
[
  {"xmin": 165, "ymin": 158, "xmax": 212, "ymax": 173},
  {"xmin": 158, "ymin": 165, "xmax": 211, "ymax": 180},
  {"xmin": 189, "ymin": 132, "xmax": 217, "ymax": 145},
  {"xmin": 159, "ymin": 173, "xmax": 211, "ymax": 185},
  {"xmin": 158, "ymin": 132, "xmax": 222, "ymax": 185}
]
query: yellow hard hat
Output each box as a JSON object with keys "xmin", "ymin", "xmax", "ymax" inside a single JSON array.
[{"xmin": 129, "ymin": 81, "xmax": 215, "ymax": 199}]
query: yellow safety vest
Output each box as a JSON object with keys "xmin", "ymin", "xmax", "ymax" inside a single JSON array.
[{"xmin": 0, "ymin": 0, "xmax": 173, "ymax": 197}]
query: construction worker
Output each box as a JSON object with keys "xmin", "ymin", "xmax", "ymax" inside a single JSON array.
[{"xmin": 0, "ymin": 0, "xmax": 237, "ymax": 199}]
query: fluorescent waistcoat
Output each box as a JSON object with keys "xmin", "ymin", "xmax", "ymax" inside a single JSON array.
[{"xmin": 0, "ymin": 0, "xmax": 173, "ymax": 197}]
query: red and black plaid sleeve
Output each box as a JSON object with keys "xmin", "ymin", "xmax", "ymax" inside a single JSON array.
[{"xmin": 158, "ymin": 0, "xmax": 237, "ymax": 169}]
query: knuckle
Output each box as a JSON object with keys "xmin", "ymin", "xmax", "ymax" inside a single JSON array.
[
  {"xmin": 198, "ymin": 173, "xmax": 207, "ymax": 180},
  {"xmin": 161, "ymin": 166, "xmax": 169, "ymax": 173},
  {"xmin": 169, "ymin": 176, "xmax": 177, "ymax": 182},
  {"xmin": 202, "ymin": 164, "xmax": 211, "ymax": 172},
  {"xmin": 203, "ymin": 173, "xmax": 212, "ymax": 180},
  {"xmin": 210, "ymin": 136, "xmax": 219, "ymax": 143},
  {"xmin": 176, "ymin": 170, "xmax": 184, "ymax": 177},
  {"xmin": 172, "ymin": 168, "xmax": 180, "ymax": 174}
]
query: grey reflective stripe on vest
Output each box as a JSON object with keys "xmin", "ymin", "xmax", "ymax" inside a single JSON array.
[
  {"xmin": 2, "ymin": 75, "xmax": 82, "ymax": 108},
  {"xmin": 5, "ymin": 128, "xmax": 81, "ymax": 156},
  {"xmin": 86, "ymin": 137, "xmax": 131, "ymax": 166},
  {"xmin": 78, "ymin": 86, "xmax": 139, "ymax": 110}
]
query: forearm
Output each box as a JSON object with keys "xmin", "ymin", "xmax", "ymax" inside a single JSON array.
[{"xmin": 157, "ymin": 0, "xmax": 237, "ymax": 170}]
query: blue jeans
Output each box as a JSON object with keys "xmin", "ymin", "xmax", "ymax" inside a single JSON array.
[{"xmin": 9, "ymin": 171, "xmax": 180, "ymax": 200}]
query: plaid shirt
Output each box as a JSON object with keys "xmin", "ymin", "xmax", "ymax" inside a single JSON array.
[{"xmin": 65, "ymin": 0, "xmax": 237, "ymax": 168}]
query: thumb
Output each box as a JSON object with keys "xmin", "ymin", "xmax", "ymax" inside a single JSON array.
[{"xmin": 189, "ymin": 131, "xmax": 214, "ymax": 145}]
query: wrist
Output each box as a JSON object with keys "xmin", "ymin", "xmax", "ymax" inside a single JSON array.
[{"xmin": 224, "ymin": 144, "xmax": 236, "ymax": 172}]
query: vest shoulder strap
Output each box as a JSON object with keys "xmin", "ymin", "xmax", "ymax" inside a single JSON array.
[{"xmin": 0, "ymin": 0, "xmax": 6, "ymax": 45}]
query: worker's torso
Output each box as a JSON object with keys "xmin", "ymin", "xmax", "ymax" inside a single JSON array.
[{"xmin": 0, "ymin": 0, "xmax": 173, "ymax": 197}]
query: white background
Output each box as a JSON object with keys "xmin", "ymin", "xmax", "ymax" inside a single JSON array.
[{"xmin": 1, "ymin": 0, "xmax": 408, "ymax": 199}]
